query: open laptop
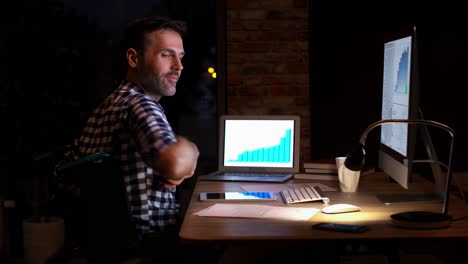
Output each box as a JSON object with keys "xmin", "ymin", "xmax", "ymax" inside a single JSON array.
[{"xmin": 199, "ymin": 115, "xmax": 300, "ymax": 183}]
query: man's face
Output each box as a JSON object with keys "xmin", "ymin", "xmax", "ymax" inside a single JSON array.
[{"xmin": 137, "ymin": 29, "xmax": 185, "ymax": 100}]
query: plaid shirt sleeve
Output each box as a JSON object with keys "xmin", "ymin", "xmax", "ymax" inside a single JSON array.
[{"xmin": 126, "ymin": 95, "xmax": 176, "ymax": 165}]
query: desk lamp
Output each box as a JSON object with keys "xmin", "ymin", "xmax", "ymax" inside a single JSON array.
[{"xmin": 343, "ymin": 119, "xmax": 455, "ymax": 229}]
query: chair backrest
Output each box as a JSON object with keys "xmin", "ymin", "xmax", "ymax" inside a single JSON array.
[{"xmin": 58, "ymin": 153, "xmax": 138, "ymax": 262}]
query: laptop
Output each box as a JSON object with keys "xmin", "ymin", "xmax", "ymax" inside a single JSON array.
[{"xmin": 199, "ymin": 115, "xmax": 301, "ymax": 183}]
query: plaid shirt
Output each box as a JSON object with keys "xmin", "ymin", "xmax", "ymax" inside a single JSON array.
[{"xmin": 77, "ymin": 80, "xmax": 178, "ymax": 236}]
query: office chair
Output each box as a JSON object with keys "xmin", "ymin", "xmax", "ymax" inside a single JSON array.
[{"xmin": 56, "ymin": 152, "xmax": 139, "ymax": 263}]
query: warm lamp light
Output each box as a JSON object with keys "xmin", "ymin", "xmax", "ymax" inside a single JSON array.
[{"xmin": 343, "ymin": 119, "xmax": 455, "ymax": 229}]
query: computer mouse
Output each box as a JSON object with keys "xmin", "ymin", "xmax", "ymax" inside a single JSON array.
[{"xmin": 321, "ymin": 203, "xmax": 361, "ymax": 214}]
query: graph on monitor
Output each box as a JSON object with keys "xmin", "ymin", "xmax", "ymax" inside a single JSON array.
[
  {"xmin": 223, "ymin": 119, "xmax": 295, "ymax": 168},
  {"xmin": 381, "ymin": 35, "xmax": 412, "ymax": 158}
]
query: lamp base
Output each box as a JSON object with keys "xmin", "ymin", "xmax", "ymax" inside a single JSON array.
[{"xmin": 390, "ymin": 211, "xmax": 452, "ymax": 229}]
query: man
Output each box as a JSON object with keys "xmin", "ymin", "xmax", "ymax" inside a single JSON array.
[{"xmin": 77, "ymin": 16, "xmax": 199, "ymax": 240}]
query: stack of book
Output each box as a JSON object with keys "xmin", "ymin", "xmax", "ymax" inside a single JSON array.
[{"xmin": 294, "ymin": 160, "xmax": 338, "ymax": 181}]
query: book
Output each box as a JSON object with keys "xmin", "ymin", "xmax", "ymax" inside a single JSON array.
[
  {"xmin": 293, "ymin": 173, "xmax": 338, "ymax": 181},
  {"xmin": 294, "ymin": 168, "xmax": 376, "ymax": 181},
  {"xmin": 303, "ymin": 159, "xmax": 336, "ymax": 170},
  {"xmin": 304, "ymin": 168, "xmax": 337, "ymax": 174}
]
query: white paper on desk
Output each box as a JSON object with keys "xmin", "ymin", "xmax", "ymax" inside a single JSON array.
[
  {"xmin": 240, "ymin": 182, "xmax": 336, "ymax": 192},
  {"xmin": 194, "ymin": 203, "xmax": 319, "ymax": 221}
]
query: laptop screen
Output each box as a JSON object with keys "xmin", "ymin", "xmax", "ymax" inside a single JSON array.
[{"xmin": 218, "ymin": 115, "xmax": 301, "ymax": 173}]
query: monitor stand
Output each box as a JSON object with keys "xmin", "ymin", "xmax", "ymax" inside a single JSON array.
[{"xmin": 417, "ymin": 108, "xmax": 445, "ymax": 196}]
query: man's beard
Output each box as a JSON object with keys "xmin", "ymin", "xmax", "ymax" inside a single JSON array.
[{"xmin": 138, "ymin": 66, "xmax": 177, "ymax": 97}]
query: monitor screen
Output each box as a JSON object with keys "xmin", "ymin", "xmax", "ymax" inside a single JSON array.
[
  {"xmin": 218, "ymin": 115, "xmax": 301, "ymax": 173},
  {"xmin": 381, "ymin": 36, "xmax": 412, "ymax": 157},
  {"xmin": 223, "ymin": 119, "xmax": 295, "ymax": 168},
  {"xmin": 378, "ymin": 27, "xmax": 419, "ymax": 190}
]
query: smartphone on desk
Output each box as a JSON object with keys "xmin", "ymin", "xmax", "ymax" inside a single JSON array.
[
  {"xmin": 312, "ymin": 223, "xmax": 368, "ymax": 233},
  {"xmin": 199, "ymin": 192, "xmax": 277, "ymax": 201}
]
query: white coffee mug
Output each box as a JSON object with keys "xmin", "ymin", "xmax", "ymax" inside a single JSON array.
[{"xmin": 336, "ymin": 157, "xmax": 361, "ymax": 192}]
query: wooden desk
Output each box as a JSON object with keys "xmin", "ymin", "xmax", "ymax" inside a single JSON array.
[
  {"xmin": 180, "ymin": 172, "xmax": 468, "ymax": 242},
  {"xmin": 179, "ymin": 174, "xmax": 468, "ymax": 263}
]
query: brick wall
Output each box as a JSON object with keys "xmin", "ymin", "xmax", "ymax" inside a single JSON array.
[{"xmin": 226, "ymin": 0, "xmax": 310, "ymax": 162}]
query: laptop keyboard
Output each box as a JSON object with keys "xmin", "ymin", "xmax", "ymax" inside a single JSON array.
[
  {"xmin": 222, "ymin": 172, "xmax": 291, "ymax": 177},
  {"xmin": 199, "ymin": 172, "xmax": 293, "ymax": 182},
  {"xmin": 280, "ymin": 186, "xmax": 330, "ymax": 204}
]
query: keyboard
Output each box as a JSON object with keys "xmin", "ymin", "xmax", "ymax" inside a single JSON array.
[{"xmin": 280, "ymin": 186, "xmax": 330, "ymax": 204}]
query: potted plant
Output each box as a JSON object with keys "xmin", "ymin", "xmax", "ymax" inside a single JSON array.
[{"xmin": 22, "ymin": 150, "xmax": 65, "ymax": 264}]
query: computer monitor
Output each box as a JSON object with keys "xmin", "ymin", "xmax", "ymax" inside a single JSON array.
[
  {"xmin": 378, "ymin": 26, "xmax": 419, "ymax": 190},
  {"xmin": 378, "ymin": 26, "xmax": 445, "ymax": 203}
]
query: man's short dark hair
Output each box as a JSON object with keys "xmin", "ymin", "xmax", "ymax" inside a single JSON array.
[
  {"xmin": 113, "ymin": 16, "xmax": 187, "ymax": 82},
  {"xmin": 122, "ymin": 16, "xmax": 187, "ymax": 55}
]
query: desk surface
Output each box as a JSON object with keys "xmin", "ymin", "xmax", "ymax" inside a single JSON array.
[{"xmin": 179, "ymin": 172, "xmax": 468, "ymax": 241}]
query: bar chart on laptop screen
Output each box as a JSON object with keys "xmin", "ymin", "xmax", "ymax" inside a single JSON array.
[{"xmin": 224, "ymin": 120, "xmax": 295, "ymax": 168}]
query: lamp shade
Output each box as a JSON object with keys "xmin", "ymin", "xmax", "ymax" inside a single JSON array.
[{"xmin": 344, "ymin": 143, "xmax": 366, "ymax": 172}]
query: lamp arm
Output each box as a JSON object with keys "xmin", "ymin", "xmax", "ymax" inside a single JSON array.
[
  {"xmin": 359, "ymin": 119, "xmax": 455, "ymax": 145},
  {"xmin": 358, "ymin": 119, "xmax": 455, "ymax": 215}
]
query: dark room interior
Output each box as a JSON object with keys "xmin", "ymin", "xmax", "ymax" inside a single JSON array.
[{"xmin": 1, "ymin": 0, "xmax": 467, "ymax": 263}]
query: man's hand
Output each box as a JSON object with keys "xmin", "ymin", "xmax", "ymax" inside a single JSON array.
[{"xmin": 155, "ymin": 136, "xmax": 199, "ymax": 187}]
